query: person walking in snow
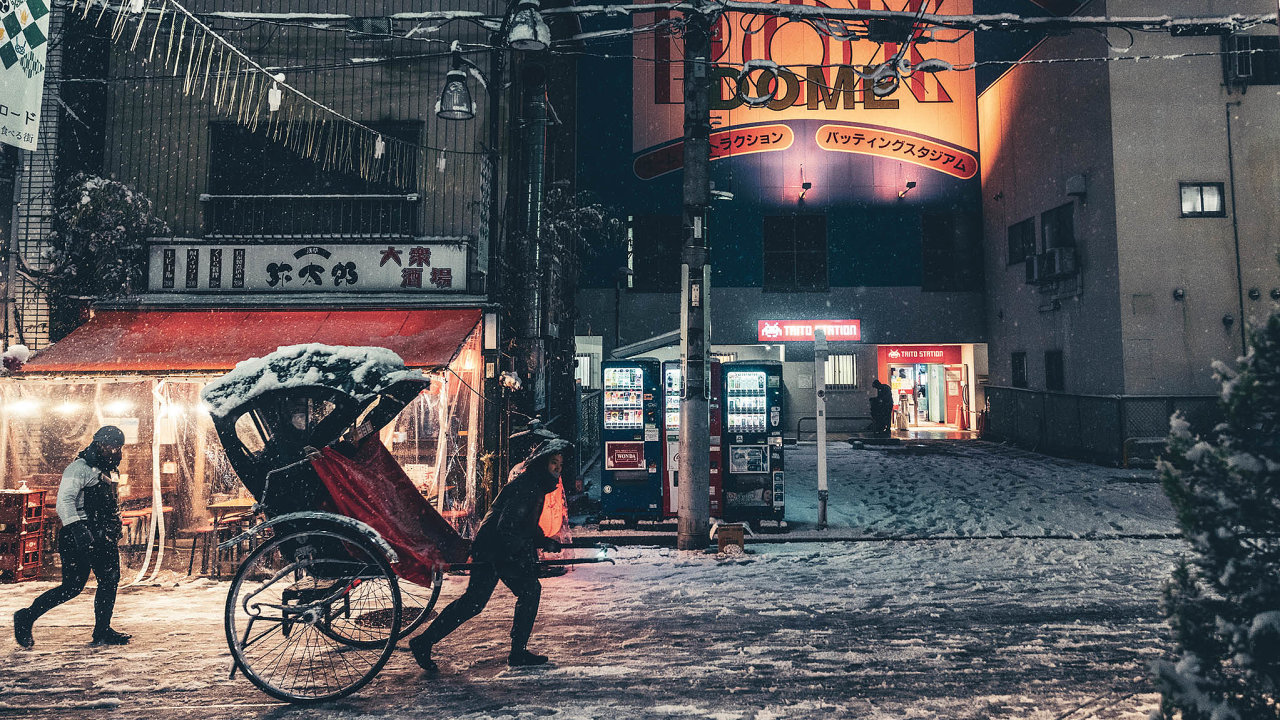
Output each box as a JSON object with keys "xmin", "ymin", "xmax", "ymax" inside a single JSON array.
[
  {"xmin": 13, "ymin": 426, "xmax": 132, "ymax": 648},
  {"xmin": 410, "ymin": 438, "xmax": 571, "ymax": 675}
]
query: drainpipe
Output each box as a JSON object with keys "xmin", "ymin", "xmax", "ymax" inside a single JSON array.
[{"xmin": 1225, "ymin": 102, "xmax": 1247, "ymax": 353}]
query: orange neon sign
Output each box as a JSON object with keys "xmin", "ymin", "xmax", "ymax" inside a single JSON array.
[{"xmin": 815, "ymin": 123, "xmax": 977, "ymax": 179}]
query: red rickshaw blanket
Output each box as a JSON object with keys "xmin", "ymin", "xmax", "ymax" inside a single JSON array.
[{"xmin": 311, "ymin": 436, "xmax": 471, "ymax": 586}]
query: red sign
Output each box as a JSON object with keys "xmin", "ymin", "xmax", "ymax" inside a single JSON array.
[
  {"xmin": 878, "ymin": 345, "xmax": 963, "ymax": 366},
  {"xmin": 816, "ymin": 124, "xmax": 978, "ymax": 180},
  {"xmin": 634, "ymin": 124, "xmax": 794, "ymax": 180},
  {"xmin": 605, "ymin": 441, "xmax": 646, "ymax": 471},
  {"xmin": 757, "ymin": 320, "xmax": 861, "ymax": 342}
]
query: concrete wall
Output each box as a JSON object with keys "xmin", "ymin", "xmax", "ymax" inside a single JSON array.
[
  {"xmin": 1107, "ymin": 0, "xmax": 1280, "ymax": 394},
  {"xmin": 978, "ymin": 0, "xmax": 1125, "ymax": 395}
]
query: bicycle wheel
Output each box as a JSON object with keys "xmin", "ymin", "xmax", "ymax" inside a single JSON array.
[
  {"xmin": 225, "ymin": 526, "xmax": 401, "ymax": 703},
  {"xmin": 397, "ymin": 570, "xmax": 444, "ymax": 638}
]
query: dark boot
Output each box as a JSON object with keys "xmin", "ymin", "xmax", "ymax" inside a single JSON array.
[
  {"xmin": 90, "ymin": 627, "xmax": 131, "ymax": 646},
  {"xmin": 507, "ymin": 648, "xmax": 548, "ymax": 667},
  {"xmin": 409, "ymin": 635, "xmax": 439, "ymax": 676},
  {"xmin": 13, "ymin": 608, "xmax": 33, "ymax": 648}
]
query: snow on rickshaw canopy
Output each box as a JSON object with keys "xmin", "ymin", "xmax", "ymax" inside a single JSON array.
[{"xmin": 200, "ymin": 344, "xmax": 427, "ymax": 418}]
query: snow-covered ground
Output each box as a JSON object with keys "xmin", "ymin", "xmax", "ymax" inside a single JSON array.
[{"xmin": 0, "ymin": 440, "xmax": 1182, "ymax": 719}]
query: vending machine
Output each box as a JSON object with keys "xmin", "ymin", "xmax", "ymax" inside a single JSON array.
[
  {"xmin": 600, "ymin": 358, "xmax": 662, "ymax": 521},
  {"xmin": 660, "ymin": 359, "xmax": 723, "ymax": 519},
  {"xmin": 721, "ymin": 361, "xmax": 785, "ymax": 525}
]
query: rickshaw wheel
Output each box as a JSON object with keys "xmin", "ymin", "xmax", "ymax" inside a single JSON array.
[
  {"xmin": 225, "ymin": 526, "xmax": 401, "ymax": 703},
  {"xmin": 396, "ymin": 570, "xmax": 445, "ymax": 638}
]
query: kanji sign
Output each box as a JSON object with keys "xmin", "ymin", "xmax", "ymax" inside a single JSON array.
[
  {"xmin": 0, "ymin": 0, "xmax": 49, "ymax": 151},
  {"xmin": 148, "ymin": 240, "xmax": 470, "ymax": 294},
  {"xmin": 757, "ymin": 320, "xmax": 861, "ymax": 342}
]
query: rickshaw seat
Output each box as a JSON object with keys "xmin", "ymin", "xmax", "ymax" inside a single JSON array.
[{"xmin": 310, "ymin": 435, "xmax": 470, "ymax": 587}]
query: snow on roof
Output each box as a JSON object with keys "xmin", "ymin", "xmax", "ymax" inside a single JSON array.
[{"xmin": 200, "ymin": 344, "xmax": 426, "ymax": 418}]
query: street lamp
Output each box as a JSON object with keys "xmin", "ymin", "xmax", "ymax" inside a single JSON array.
[
  {"xmin": 436, "ymin": 42, "xmax": 486, "ymax": 121},
  {"xmin": 507, "ymin": 0, "xmax": 551, "ymax": 51}
]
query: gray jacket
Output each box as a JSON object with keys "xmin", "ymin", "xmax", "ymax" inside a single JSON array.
[{"xmin": 55, "ymin": 457, "xmax": 107, "ymax": 526}]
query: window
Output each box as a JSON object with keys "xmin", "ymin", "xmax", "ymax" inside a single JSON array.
[
  {"xmin": 1011, "ymin": 352, "xmax": 1028, "ymax": 389},
  {"xmin": 629, "ymin": 214, "xmax": 682, "ymax": 292},
  {"xmin": 1045, "ymin": 350, "xmax": 1065, "ymax": 392},
  {"xmin": 574, "ymin": 354, "xmax": 596, "ymax": 389},
  {"xmin": 1041, "ymin": 203, "xmax": 1075, "ymax": 250},
  {"xmin": 1224, "ymin": 34, "xmax": 1280, "ymax": 86},
  {"xmin": 1180, "ymin": 182, "xmax": 1226, "ymax": 218},
  {"xmin": 922, "ymin": 211, "xmax": 983, "ymax": 292},
  {"xmin": 824, "ymin": 354, "xmax": 857, "ymax": 389},
  {"xmin": 1007, "ymin": 218, "xmax": 1035, "ymax": 266},
  {"xmin": 763, "ymin": 214, "xmax": 828, "ymax": 292}
]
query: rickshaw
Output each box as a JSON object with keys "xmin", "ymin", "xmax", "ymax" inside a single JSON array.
[{"xmin": 200, "ymin": 345, "xmax": 605, "ymax": 703}]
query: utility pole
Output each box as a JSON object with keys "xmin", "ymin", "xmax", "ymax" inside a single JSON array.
[{"xmin": 677, "ymin": 7, "xmax": 712, "ymax": 551}]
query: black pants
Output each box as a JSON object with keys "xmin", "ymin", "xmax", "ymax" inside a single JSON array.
[
  {"xmin": 420, "ymin": 558, "xmax": 541, "ymax": 650},
  {"xmin": 26, "ymin": 522, "xmax": 120, "ymax": 635}
]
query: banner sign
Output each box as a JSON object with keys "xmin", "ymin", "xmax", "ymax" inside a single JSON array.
[
  {"xmin": 634, "ymin": 123, "xmax": 794, "ymax": 180},
  {"xmin": 816, "ymin": 123, "xmax": 977, "ymax": 180},
  {"xmin": 147, "ymin": 239, "xmax": 470, "ymax": 293},
  {"xmin": 758, "ymin": 319, "xmax": 861, "ymax": 342},
  {"xmin": 878, "ymin": 345, "xmax": 962, "ymax": 365},
  {"xmin": 632, "ymin": 0, "xmax": 977, "ymax": 178},
  {"xmin": 0, "ymin": 0, "xmax": 50, "ymax": 150}
]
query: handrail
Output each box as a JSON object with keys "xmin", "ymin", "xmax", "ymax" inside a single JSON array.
[
  {"xmin": 199, "ymin": 193, "xmax": 420, "ymax": 201},
  {"xmin": 796, "ymin": 414, "xmax": 871, "ymax": 439}
]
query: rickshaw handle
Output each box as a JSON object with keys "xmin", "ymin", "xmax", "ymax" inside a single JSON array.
[{"xmin": 218, "ymin": 510, "xmax": 399, "ymax": 564}]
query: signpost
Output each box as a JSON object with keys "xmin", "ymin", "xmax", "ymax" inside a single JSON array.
[{"xmin": 813, "ymin": 329, "xmax": 828, "ymax": 529}]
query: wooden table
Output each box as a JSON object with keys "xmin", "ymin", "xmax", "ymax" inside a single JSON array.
[{"xmin": 206, "ymin": 497, "xmax": 256, "ymax": 527}]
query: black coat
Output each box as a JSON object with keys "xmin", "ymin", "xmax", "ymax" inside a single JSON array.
[{"xmin": 470, "ymin": 462, "xmax": 558, "ymax": 564}]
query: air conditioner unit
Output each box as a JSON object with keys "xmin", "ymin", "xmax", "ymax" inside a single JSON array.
[
  {"xmin": 1025, "ymin": 255, "xmax": 1040, "ymax": 284},
  {"xmin": 1041, "ymin": 247, "xmax": 1078, "ymax": 280}
]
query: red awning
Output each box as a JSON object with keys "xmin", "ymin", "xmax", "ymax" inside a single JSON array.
[{"xmin": 18, "ymin": 308, "xmax": 482, "ymax": 374}]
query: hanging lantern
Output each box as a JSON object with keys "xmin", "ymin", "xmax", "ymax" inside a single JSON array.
[
  {"xmin": 374, "ymin": 135, "xmax": 386, "ymax": 159},
  {"xmin": 128, "ymin": 0, "xmax": 144, "ymax": 13},
  {"xmin": 507, "ymin": 0, "xmax": 550, "ymax": 52},
  {"xmin": 437, "ymin": 46, "xmax": 478, "ymax": 121}
]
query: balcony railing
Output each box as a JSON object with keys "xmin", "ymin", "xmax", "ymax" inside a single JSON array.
[{"xmin": 200, "ymin": 193, "xmax": 421, "ymax": 239}]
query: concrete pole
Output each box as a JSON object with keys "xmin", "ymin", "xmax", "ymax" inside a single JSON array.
[
  {"xmin": 814, "ymin": 329, "xmax": 828, "ymax": 529},
  {"xmin": 677, "ymin": 8, "xmax": 712, "ymax": 551}
]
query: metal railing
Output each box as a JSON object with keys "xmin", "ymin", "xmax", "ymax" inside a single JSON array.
[
  {"xmin": 577, "ymin": 389, "xmax": 602, "ymax": 473},
  {"xmin": 983, "ymin": 386, "xmax": 1219, "ymax": 465},
  {"xmin": 796, "ymin": 415, "xmax": 873, "ymax": 440},
  {"xmin": 200, "ymin": 193, "xmax": 421, "ymax": 239}
]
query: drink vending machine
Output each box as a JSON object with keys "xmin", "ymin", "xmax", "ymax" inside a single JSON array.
[
  {"xmin": 660, "ymin": 360, "xmax": 723, "ymax": 519},
  {"xmin": 721, "ymin": 361, "xmax": 785, "ymax": 525},
  {"xmin": 600, "ymin": 358, "xmax": 663, "ymax": 521}
]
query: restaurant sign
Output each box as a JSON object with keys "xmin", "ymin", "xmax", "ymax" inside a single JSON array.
[
  {"xmin": 147, "ymin": 239, "xmax": 470, "ymax": 293},
  {"xmin": 758, "ymin": 319, "xmax": 861, "ymax": 342}
]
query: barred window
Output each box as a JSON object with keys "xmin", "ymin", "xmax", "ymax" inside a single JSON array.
[{"xmin": 824, "ymin": 354, "xmax": 857, "ymax": 388}]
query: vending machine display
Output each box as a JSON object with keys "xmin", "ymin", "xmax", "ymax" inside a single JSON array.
[
  {"xmin": 660, "ymin": 360, "xmax": 724, "ymax": 519},
  {"xmin": 721, "ymin": 361, "xmax": 785, "ymax": 526},
  {"xmin": 600, "ymin": 359, "xmax": 663, "ymax": 521}
]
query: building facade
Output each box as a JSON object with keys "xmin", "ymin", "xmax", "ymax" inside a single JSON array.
[
  {"xmin": 979, "ymin": 0, "xmax": 1278, "ymax": 460},
  {"xmin": 574, "ymin": 1, "xmax": 991, "ymax": 439}
]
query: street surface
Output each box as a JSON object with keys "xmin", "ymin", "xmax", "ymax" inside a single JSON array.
[{"xmin": 0, "ymin": 440, "xmax": 1181, "ymax": 719}]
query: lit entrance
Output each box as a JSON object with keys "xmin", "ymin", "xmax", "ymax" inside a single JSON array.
[{"xmin": 878, "ymin": 345, "xmax": 972, "ymax": 435}]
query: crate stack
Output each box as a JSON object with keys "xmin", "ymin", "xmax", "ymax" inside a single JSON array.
[{"xmin": 0, "ymin": 489, "xmax": 48, "ymax": 583}]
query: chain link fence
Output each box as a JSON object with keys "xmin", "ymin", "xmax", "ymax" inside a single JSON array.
[
  {"xmin": 577, "ymin": 389, "xmax": 602, "ymax": 474},
  {"xmin": 984, "ymin": 386, "xmax": 1220, "ymax": 466}
]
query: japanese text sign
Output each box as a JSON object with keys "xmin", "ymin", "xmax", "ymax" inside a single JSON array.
[{"xmin": 0, "ymin": 0, "xmax": 50, "ymax": 151}]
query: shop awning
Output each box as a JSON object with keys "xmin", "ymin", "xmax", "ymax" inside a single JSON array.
[{"xmin": 17, "ymin": 308, "xmax": 482, "ymax": 374}]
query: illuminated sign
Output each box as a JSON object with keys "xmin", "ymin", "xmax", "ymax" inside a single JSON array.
[
  {"xmin": 878, "ymin": 345, "xmax": 962, "ymax": 365},
  {"xmin": 635, "ymin": 123, "xmax": 794, "ymax": 180},
  {"xmin": 758, "ymin": 320, "xmax": 861, "ymax": 342},
  {"xmin": 632, "ymin": 0, "xmax": 977, "ymax": 179}
]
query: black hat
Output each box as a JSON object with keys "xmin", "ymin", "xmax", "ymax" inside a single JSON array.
[
  {"xmin": 527, "ymin": 438, "xmax": 572, "ymax": 464},
  {"xmin": 93, "ymin": 425, "xmax": 126, "ymax": 447}
]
